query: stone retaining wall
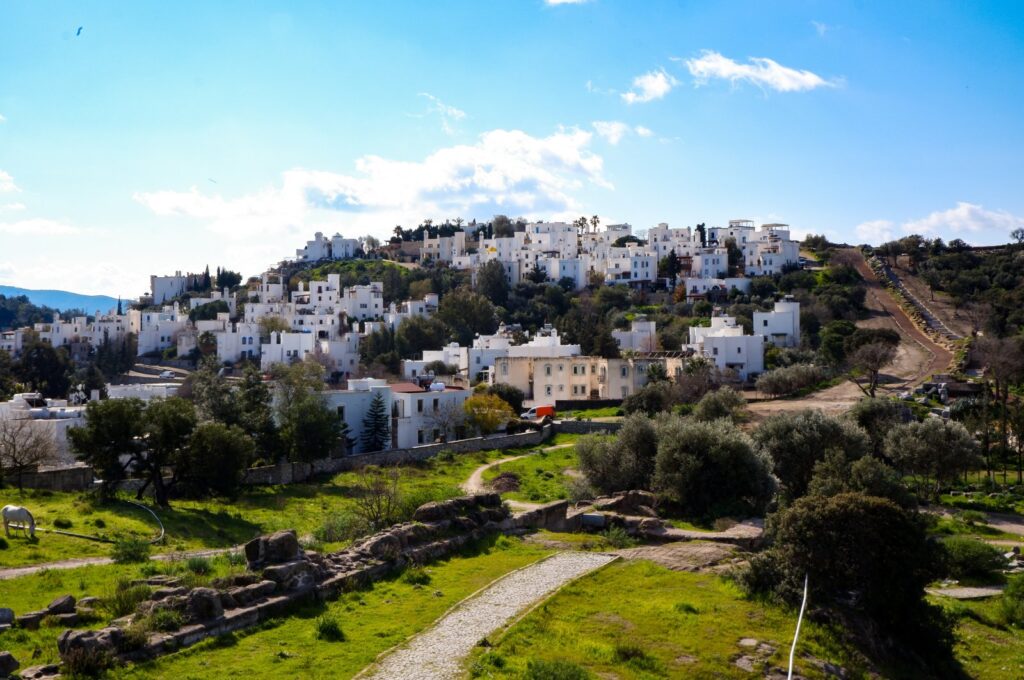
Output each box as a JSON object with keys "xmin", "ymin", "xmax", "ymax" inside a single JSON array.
[{"xmin": 553, "ymin": 420, "xmax": 623, "ymax": 435}]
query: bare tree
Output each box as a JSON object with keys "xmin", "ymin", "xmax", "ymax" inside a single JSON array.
[
  {"xmin": 848, "ymin": 342, "xmax": 897, "ymax": 398},
  {"xmin": 427, "ymin": 400, "xmax": 465, "ymax": 443},
  {"xmin": 0, "ymin": 419, "xmax": 58, "ymax": 491},
  {"xmin": 352, "ymin": 466, "xmax": 402, "ymax": 531}
]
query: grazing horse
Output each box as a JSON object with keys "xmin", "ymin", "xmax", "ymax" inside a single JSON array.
[{"xmin": 2, "ymin": 505, "xmax": 35, "ymax": 538}]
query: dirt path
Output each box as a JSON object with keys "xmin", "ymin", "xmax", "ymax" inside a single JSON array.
[
  {"xmin": 747, "ymin": 249, "xmax": 951, "ymax": 421},
  {"xmin": 461, "ymin": 443, "xmax": 575, "ymax": 512},
  {"xmin": 358, "ymin": 552, "xmax": 616, "ymax": 680},
  {"xmin": 0, "ymin": 545, "xmax": 239, "ymax": 581}
]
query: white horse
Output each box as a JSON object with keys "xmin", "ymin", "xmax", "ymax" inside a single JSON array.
[{"xmin": 2, "ymin": 505, "xmax": 35, "ymax": 539}]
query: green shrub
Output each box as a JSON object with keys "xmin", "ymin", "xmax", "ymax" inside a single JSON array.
[
  {"xmin": 613, "ymin": 643, "xmax": 663, "ymax": 672},
  {"xmin": 402, "ymin": 566, "xmax": 431, "ymax": 586},
  {"xmin": 525, "ymin": 659, "xmax": 592, "ymax": 680},
  {"xmin": 1000, "ymin": 575, "xmax": 1024, "ymax": 626},
  {"xmin": 955, "ymin": 510, "xmax": 987, "ymax": 526},
  {"xmin": 53, "ymin": 517, "xmax": 73, "ymax": 529},
  {"xmin": 941, "ymin": 536, "xmax": 1006, "ymax": 579},
  {"xmin": 674, "ymin": 601, "xmax": 699, "ymax": 614},
  {"xmin": 104, "ymin": 580, "xmax": 153, "ymax": 618},
  {"xmin": 93, "ymin": 518, "xmax": 106, "ymax": 528},
  {"xmin": 120, "ymin": 623, "xmax": 150, "ymax": 651},
  {"xmin": 601, "ymin": 526, "xmax": 636, "ymax": 549},
  {"xmin": 315, "ymin": 614, "xmax": 346, "ymax": 642},
  {"xmin": 223, "ymin": 550, "xmax": 245, "ymax": 567},
  {"xmin": 62, "ymin": 646, "xmax": 114, "ymax": 677},
  {"xmin": 314, "ymin": 512, "xmax": 369, "ymax": 543},
  {"xmin": 0, "ymin": 537, "xmax": 8, "ymax": 549},
  {"xmin": 185, "ymin": 556, "xmax": 212, "ymax": 575},
  {"xmin": 111, "ymin": 537, "xmax": 151, "ymax": 564},
  {"xmin": 148, "ymin": 609, "xmax": 185, "ymax": 632}
]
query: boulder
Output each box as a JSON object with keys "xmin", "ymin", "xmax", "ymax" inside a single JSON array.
[
  {"xmin": 0, "ymin": 651, "xmax": 19, "ymax": 677},
  {"xmin": 185, "ymin": 588, "xmax": 224, "ymax": 622},
  {"xmin": 0, "ymin": 608, "xmax": 13, "ymax": 625},
  {"xmin": 593, "ymin": 490, "xmax": 658, "ymax": 516},
  {"xmin": 46, "ymin": 595, "xmax": 76, "ymax": 615},
  {"xmin": 411, "ymin": 501, "xmax": 452, "ymax": 523},
  {"xmin": 151, "ymin": 586, "xmax": 188, "ymax": 601},
  {"xmin": 263, "ymin": 560, "xmax": 315, "ymax": 591},
  {"xmin": 359, "ymin": 533, "xmax": 402, "ymax": 560},
  {"xmin": 246, "ymin": 529, "xmax": 300, "ymax": 567},
  {"xmin": 15, "ymin": 611, "xmax": 44, "ymax": 630},
  {"xmin": 49, "ymin": 612, "xmax": 80, "ymax": 626},
  {"xmin": 77, "ymin": 596, "xmax": 101, "ymax": 608},
  {"xmin": 474, "ymin": 492, "xmax": 502, "ymax": 508},
  {"xmin": 57, "ymin": 627, "xmax": 122, "ymax": 657},
  {"xmin": 18, "ymin": 665, "xmax": 60, "ymax": 680}
]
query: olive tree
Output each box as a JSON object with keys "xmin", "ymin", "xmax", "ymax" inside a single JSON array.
[
  {"xmin": 885, "ymin": 418, "xmax": 979, "ymax": 498},
  {"xmin": 576, "ymin": 413, "xmax": 657, "ymax": 494}
]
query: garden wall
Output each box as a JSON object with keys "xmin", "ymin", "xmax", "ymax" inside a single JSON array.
[{"xmin": 554, "ymin": 420, "xmax": 623, "ymax": 435}]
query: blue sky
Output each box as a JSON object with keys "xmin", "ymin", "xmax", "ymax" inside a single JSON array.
[{"xmin": 1, "ymin": 1, "xmax": 1023, "ymax": 297}]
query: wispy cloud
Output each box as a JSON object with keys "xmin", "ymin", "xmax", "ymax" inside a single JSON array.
[
  {"xmin": 0, "ymin": 171, "xmax": 19, "ymax": 193},
  {"xmin": 903, "ymin": 202, "xmax": 1023, "ymax": 236},
  {"xmin": 811, "ymin": 20, "xmax": 829, "ymax": 37},
  {"xmin": 592, "ymin": 121, "xmax": 630, "ymax": 145},
  {"xmin": 0, "ymin": 114, "xmax": 6, "ymax": 124},
  {"xmin": 0, "ymin": 202, "xmax": 26, "ymax": 212},
  {"xmin": 135, "ymin": 127, "xmax": 610, "ymax": 242},
  {"xmin": 0, "ymin": 217, "xmax": 90, "ymax": 236},
  {"xmin": 855, "ymin": 219, "xmax": 894, "ymax": 244},
  {"xmin": 634, "ymin": 125, "xmax": 653, "ymax": 137},
  {"xmin": 682, "ymin": 50, "xmax": 835, "ymax": 92},
  {"xmin": 545, "ymin": 0, "xmax": 590, "ymax": 5},
  {"xmin": 621, "ymin": 69, "xmax": 678, "ymax": 104},
  {"xmin": 416, "ymin": 93, "xmax": 466, "ymax": 135}
]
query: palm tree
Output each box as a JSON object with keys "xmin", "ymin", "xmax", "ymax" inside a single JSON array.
[
  {"xmin": 453, "ymin": 217, "xmax": 464, "ymax": 228},
  {"xmin": 590, "ymin": 215, "xmax": 600, "ymax": 233}
]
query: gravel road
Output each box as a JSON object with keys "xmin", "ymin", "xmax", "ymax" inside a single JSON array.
[{"xmin": 360, "ymin": 551, "xmax": 616, "ymax": 680}]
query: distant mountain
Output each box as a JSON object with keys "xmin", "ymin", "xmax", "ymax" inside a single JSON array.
[{"xmin": 0, "ymin": 285, "xmax": 121, "ymax": 314}]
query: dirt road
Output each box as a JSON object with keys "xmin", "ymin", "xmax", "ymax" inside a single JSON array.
[{"xmin": 747, "ymin": 249, "xmax": 952, "ymax": 421}]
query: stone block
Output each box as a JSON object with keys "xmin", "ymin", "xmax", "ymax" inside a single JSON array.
[
  {"xmin": 185, "ymin": 588, "xmax": 223, "ymax": 622},
  {"xmin": 46, "ymin": 595, "xmax": 76, "ymax": 615},
  {"xmin": 0, "ymin": 607, "xmax": 13, "ymax": 625},
  {"xmin": 0, "ymin": 651, "xmax": 19, "ymax": 677},
  {"xmin": 15, "ymin": 611, "xmax": 45, "ymax": 630}
]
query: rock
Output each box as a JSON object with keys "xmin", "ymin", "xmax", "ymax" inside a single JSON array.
[
  {"xmin": 17, "ymin": 664, "xmax": 60, "ymax": 679},
  {"xmin": 46, "ymin": 595, "xmax": 76, "ymax": 615},
  {"xmin": 412, "ymin": 501, "xmax": 452, "ymax": 523},
  {"xmin": 738, "ymin": 638, "xmax": 759, "ymax": 647},
  {"xmin": 734, "ymin": 655, "xmax": 757, "ymax": 672},
  {"xmin": 151, "ymin": 586, "xmax": 188, "ymax": 601},
  {"xmin": 57, "ymin": 626, "xmax": 122, "ymax": 657},
  {"xmin": 473, "ymin": 492, "xmax": 502, "ymax": 508},
  {"xmin": 185, "ymin": 588, "xmax": 224, "ymax": 622},
  {"xmin": 49, "ymin": 612, "xmax": 79, "ymax": 626},
  {"xmin": 246, "ymin": 529, "xmax": 301, "ymax": 567},
  {"xmin": 77, "ymin": 596, "xmax": 101, "ymax": 608},
  {"xmin": 359, "ymin": 533, "xmax": 402, "ymax": 560},
  {"xmin": 0, "ymin": 608, "xmax": 13, "ymax": 625},
  {"xmin": 0, "ymin": 624, "xmax": 10, "ymax": 633},
  {"xmin": 15, "ymin": 611, "xmax": 44, "ymax": 630},
  {"xmin": 263, "ymin": 560, "xmax": 315, "ymax": 591},
  {"xmin": 0, "ymin": 652, "xmax": 19, "ymax": 677},
  {"xmin": 593, "ymin": 490, "xmax": 659, "ymax": 516}
]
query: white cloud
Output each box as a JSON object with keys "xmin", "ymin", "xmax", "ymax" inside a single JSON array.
[
  {"xmin": 592, "ymin": 121, "xmax": 630, "ymax": 145},
  {"xmin": 0, "ymin": 217, "xmax": 89, "ymax": 236},
  {"xmin": 0, "ymin": 114, "xmax": 6, "ymax": 123},
  {"xmin": 417, "ymin": 93, "xmax": 466, "ymax": 135},
  {"xmin": 855, "ymin": 219, "xmax": 894, "ymax": 244},
  {"xmin": 0, "ymin": 171, "xmax": 19, "ymax": 193},
  {"xmin": 634, "ymin": 125, "xmax": 653, "ymax": 137},
  {"xmin": 545, "ymin": 0, "xmax": 590, "ymax": 4},
  {"xmin": 683, "ymin": 50, "xmax": 834, "ymax": 92},
  {"xmin": 0, "ymin": 202, "xmax": 25, "ymax": 212},
  {"xmin": 902, "ymin": 202, "xmax": 1023, "ymax": 236},
  {"xmin": 811, "ymin": 20, "xmax": 829, "ymax": 37},
  {"xmin": 135, "ymin": 127, "xmax": 610, "ymax": 245},
  {"xmin": 621, "ymin": 69, "xmax": 678, "ymax": 104}
]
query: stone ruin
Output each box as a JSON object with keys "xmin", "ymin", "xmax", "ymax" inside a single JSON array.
[{"xmin": 15, "ymin": 493, "xmax": 511, "ymax": 678}]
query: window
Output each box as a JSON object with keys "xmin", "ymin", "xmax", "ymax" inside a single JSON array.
[
  {"xmin": 417, "ymin": 399, "xmax": 423, "ymax": 413},
  {"xmin": 336, "ymin": 406, "xmax": 345, "ymax": 420},
  {"xmin": 545, "ymin": 385, "xmax": 552, "ymax": 396},
  {"xmin": 432, "ymin": 398, "xmax": 439, "ymax": 411},
  {"xmin": 620, "ymin": 366, "xmax": 628, "ymax": 378},
  {"xmin": 545, "ymin": 364, "xmax": 552, "ymax": 376},
  {"xmin": 737, "ymin": 347, "xmax": 742, "ymax": 354},
  {"xmin": 712, "ymin": 347, "xmax": 719, "ymax": 356},
  {"xmin": 763, "ymin": 319, "xmax": 768, "ymax": 327},
  {"xmin": 502, "ymin": 363, "xmax": 508, "ymax": 376}
]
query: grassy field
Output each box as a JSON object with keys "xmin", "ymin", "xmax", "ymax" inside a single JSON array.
[
  {"xmin": 0, "ymin": 552, "xmax": 248, "ymax": 667},
  {"xmin": 0, "ymin": 440, "xmax": 572, "ymax": 568},
  {"xmin": 482, "ymin": 443, "xmax": 579, "ymax": 503},
  {"xmin": 117, "ymin": 535, "xmax": 552, "ymax": 679},
  {"xmin": 467, "ymin": 560, "xmax": 864, "ymax": 679},
  {"xmin": 935, "ymin": 595, "xmax": 1024, "ymax": 679},
  {"xmin": 560, "ymin": 406, "xmax": 623, "ymax": 419}
]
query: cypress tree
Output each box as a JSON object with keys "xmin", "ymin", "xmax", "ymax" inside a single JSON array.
[{"xmin": 360, "ymin": 392, "xmax": 391, "ymax": 452}]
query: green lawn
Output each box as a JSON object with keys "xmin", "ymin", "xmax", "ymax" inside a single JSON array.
[
  {"xmin": 117, "ymin": 535, "xmax": 552, "ymax": 679},
  {"xmin": 482, "ymin": 443, "xmax": 579, "ymax": 503},
  {"xmin": 0, "ymin": 552, "xmax": 248, "ymax": 668},
  {"xmin": 935, "ymin": 595, "xmax": 1024, "ymax": 679},
  {"xmin": 0, "ymin": 442, "xmax": 563, "ymax": 568},
  {"xmin": 467, "ymin": 560, "xmax": 865, "ymax": 679},
  {"xmin": 560, "ymin": 406, "xmax": 623, "ymax": 419}
]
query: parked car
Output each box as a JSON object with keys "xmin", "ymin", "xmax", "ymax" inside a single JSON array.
[{"xmin": 158, "ymin": 370, "xmax": 176, "ymax": 379}]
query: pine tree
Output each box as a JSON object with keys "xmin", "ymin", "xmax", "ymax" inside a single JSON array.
[
  {"xmin": 202, "ymin": 265, "xmax": 212, "ymax": 291},
  {"xmin": 339, "ymin": 421, "xmax": 356, "ymax": 454},
  {"xmin": 116, "ymin": 297, "xmax": 123, "ymax": 315},
  {"xmin": 360, "ymin": 392, "xmax": 391, "ymax": 452}
]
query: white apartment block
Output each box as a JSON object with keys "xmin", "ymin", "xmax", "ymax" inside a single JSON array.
[
  {"xmin": 613, "ymin": 318, "xmax": 658, "ymax": 353},
  {"xmin": 752, "ymin": 298, "xmax": 801, "ymax": 348},
  {"xmin": 296, "ymin": 231, "xmax": 361, "ymax": 262},
  {"xmin": 260, "ymin": 331, "xmax": 316, "ymax": 370},
  {"xmin": 681, "ymin": 277, "xmax": 752, "ymax": 299},
  {"xmin": 420, "ymin": 232, "xmax": 466, "ymax": 263},
  {"xmin": 130, "ymin": 304, "xmax": 188, "ymax": 356},
  {"xmin": 491, "ymin": 354, "xmax": 682, "ymax": 404},
  {"xmin": 322, "ymin": 378, "xmax": 393, "ymax": 454},
  {"xmin": 189, "ymin": 288, "xmax": 237, "ymax": 316},
  {"xmin": 385, "ymin": 293, "xmax": 439, "ymax": 330},
  {"xmin": 391, "ymin": 382, "xmax": 470, "ymax": 447},
  {"xmin": 686, "ymin": 315, "xmax": 764, "ymax": 379},
  {"xmin": 150, "ymin": 271, "xmax": 199, "ymax": 305}
]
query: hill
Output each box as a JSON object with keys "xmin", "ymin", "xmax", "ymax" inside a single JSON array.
[{"xmin": 0, "ymin": 285, "xmax": 120, "ymax": 315}]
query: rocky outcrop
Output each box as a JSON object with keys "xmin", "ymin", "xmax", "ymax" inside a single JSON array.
[
  {"xmin": 53, "ymin": 494, "xmax": 511, "ymax": 671},
  {"xmin": 0, "ymin": 651, "xmax": 19, "ymax": 678}
]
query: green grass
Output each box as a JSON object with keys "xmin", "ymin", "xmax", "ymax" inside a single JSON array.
[
  {"xmin": 930, "ymin": 516, "xmax": 1024, "ymax": 544},
  {"xmin": 482, "ymin": 443, "xmax": 579, "ymax": 503},
  {"xmin": 467, "ymin": 560, "xmax": 864, "ymax": 679},
  {"xmin": 561, "ymin": 407, "xmax": 623, "ymax": 419},
  {"xmin": 0, "ymin": 552, "xmax": 248, "ymax": 667},
  {"xmin": 117, "ymin": 535, "xmax": 552, "ymax": 679},
  {"xmin": 0, "ymin": 440, "xmax": 576, "ymax": 567},
  {"xmin": 934, "ymin": 595, "xmax": 1024, "ymax": 679},
  {"xmin": 940, "ymin": 491, "xmax": 1024, "ymax": 516}
]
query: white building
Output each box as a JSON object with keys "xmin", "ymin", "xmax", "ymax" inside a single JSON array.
[
  {"xmin": 0, "ymin": 393, "xmax": 86, "ymax": 466},
  {"xmin": 686, "ymin": 316, "xmax": 764, "ymax": 379},
  {"xmin": 322, "ymin": 378, "xmax": 393, "ymax": 454},
  {"xmin": 753, "ymin": 298, "xmax": 801, "ymax": 348},
  {"xmin": 420, "ymin": 232, "xmax": 467, "ymax": 263},
  {"xmin": 491, "ymin": 354, "xmax": 682, "ymax": 404},
  {"xmin": 260, "ymin": 331, "xmax": 316, "ymax": 370},
  {"xmin": 613, "ymin": 318, "xmax": 658, "ymax": 353},
  {"xmin": 681, "ymin": 277, "xmax": 752, "ymax": 299},
  {"xmin": 150, "ymin": 272, "xmax": 196, "ymax": 305},
  {"xmin": 296, "ymin": 232, "xmax": 361, "ymax": 262},
  {"xmin": 130, "ymin": 304, "xmax": 188, "ymax": 356},
  {"xmin": 391, "ymin": 381, "xmax": 470, "ymax": 447}
]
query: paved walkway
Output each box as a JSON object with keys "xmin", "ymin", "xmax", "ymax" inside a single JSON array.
[
  {"xmin": 927, "ymin": 585, "xmax": 1005, "ymax": 600},
  {"xmin": 359, "ymin": 552, "xmax": 616, "ymax": 680},
  {"xmin": 0, "ymin": 545, "xmax": 239, "ymax": 580},
  {"xmin": 461, "ymin": 443, "xmax": 575, "ymax": 512}
]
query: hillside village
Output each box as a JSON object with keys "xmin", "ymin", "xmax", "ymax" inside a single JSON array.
[{"xmin": 1, "ymin": 222, "xmax": 1024, "ymax": 680}]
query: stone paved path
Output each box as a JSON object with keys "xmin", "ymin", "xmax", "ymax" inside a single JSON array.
[
  {"xmin": 359, "ymin": 551, "xmax": 616, "ymax": 680},
  {"xmin": 0, "ymin": 546, "xmax": 239, "ymax": 580},
  {"xmin": 461, "ymin": 442, "xmax": 575, "ymax": 513},
  {"xmin": 927, "ymin": 585, "xmax": 1005, "ymax": 600}
]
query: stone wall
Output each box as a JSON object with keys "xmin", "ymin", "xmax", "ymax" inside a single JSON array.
[
  {"xmin": 241, "ymin": 425, "xmax": 553, "ymax": 486},
  {"xmin": 554, "ymin": 420, "xmax": 622, "ymax": 435},
  {"xmin": 6, "ymin": 464, "xmax": 94, "ymax": 492}
]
